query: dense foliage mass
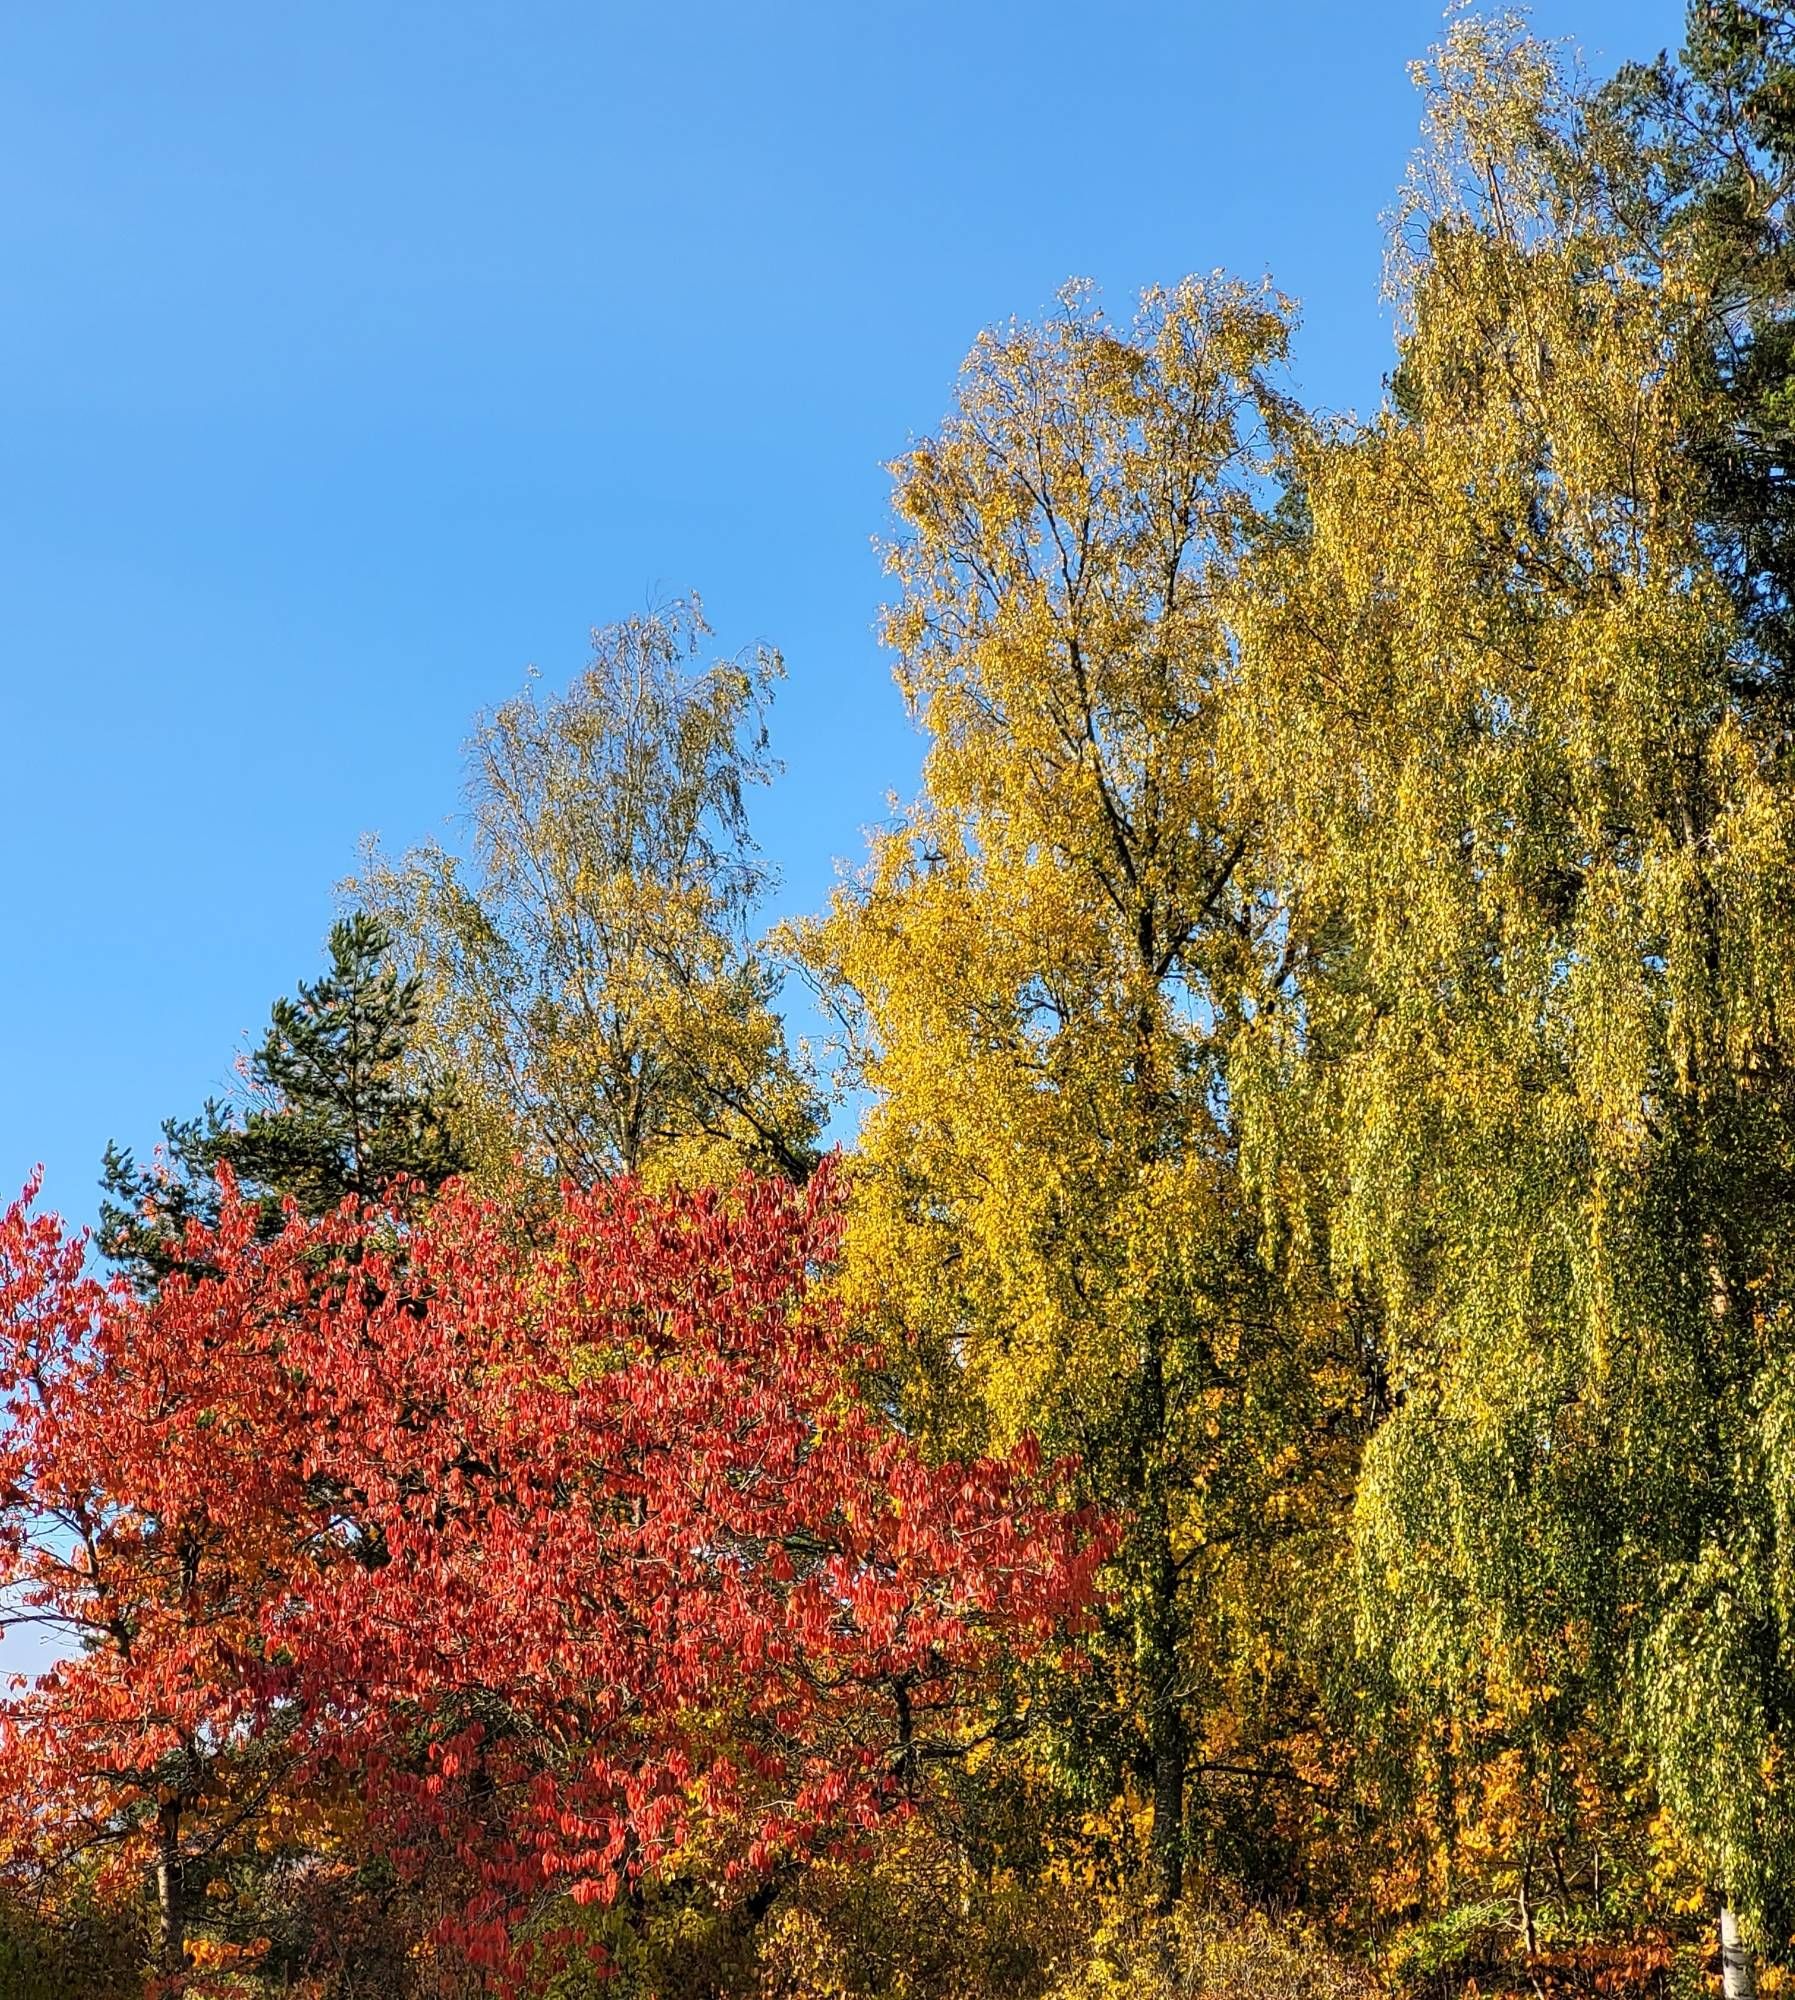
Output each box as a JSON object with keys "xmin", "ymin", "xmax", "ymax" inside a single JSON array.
[
  {"xmin": 0, "ymin": 1165, "xmax": 1101, "ymax": 1994},
  {"xmin": 13, "ymin": 4, "xmax": 1795, "ymax": 1993}
]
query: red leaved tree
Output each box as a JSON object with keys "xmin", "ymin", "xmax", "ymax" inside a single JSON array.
[
  {"xmin": 0, "ymin": 1175, "xmax": 328, "ymax": 1989},
  {"xmin": 0, "ymin": 1163, "xmax": 1106, "ymax": 1992}
]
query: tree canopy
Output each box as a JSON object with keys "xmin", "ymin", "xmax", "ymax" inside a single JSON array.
[
  {"xmin": 18, "ymin": 6, "xmax": 1795, "ymax": 1996},
  {"xmin": 358, "ymin": 599, "xmax": 821, "ymax": 1192}
]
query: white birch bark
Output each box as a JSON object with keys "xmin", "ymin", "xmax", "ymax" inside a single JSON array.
[{"xmin": 1721, "ymin": 1906, "xmax": 1756, "ymax": 2000}]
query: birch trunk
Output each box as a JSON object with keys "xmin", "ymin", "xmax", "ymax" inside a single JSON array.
[{"xmin": 1721, "ymin": 1906, "xmax": 1756, "ymax": 2000}]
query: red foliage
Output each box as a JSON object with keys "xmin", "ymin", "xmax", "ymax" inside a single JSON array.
[{"xmin": 0, "ymin": 1162, "xmax": 1105, "ymax": 1987}]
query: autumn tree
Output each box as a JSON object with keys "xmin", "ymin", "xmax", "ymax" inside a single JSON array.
[
  {"xmin": 803, "ymin": 281, "xmax": 1365, "ymax": 1913},
  {"xmin": 358, "ymin": 598, "xmax": 821, "ymax": 1192},
  {"xmin": 1230, "ymin": 14, "xmax": 1795, "ymax": 1983},
  {"xmin": 0, "ymin": 1163, "xmax": 1103, "ymax": 1993},
  {"xmin": 0, "ymin": 1181, "xmax": 329, "ymax": 1987}
]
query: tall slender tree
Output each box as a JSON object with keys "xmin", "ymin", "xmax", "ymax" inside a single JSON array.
[
  {"xmin": 805, "ymin": 281, "xmax": 1365, "ymax": 1911},
  {"xmin": 1231, "ymin": 14, "xmax": 1795, "ymax": 1979}
]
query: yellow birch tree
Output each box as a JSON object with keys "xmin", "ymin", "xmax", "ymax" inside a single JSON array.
[{"xmin": 804, "ymin": 279, "xmax": 1365, "ymax": 1910}]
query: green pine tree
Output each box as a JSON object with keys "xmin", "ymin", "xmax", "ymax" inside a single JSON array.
[
  {"xmin": 100, "ymin": 914, "xmax": 464, "ymax": 1289},
  {"xmin": 1594, "ymin": 3, "xmax": 1795, "ymax": 696}
]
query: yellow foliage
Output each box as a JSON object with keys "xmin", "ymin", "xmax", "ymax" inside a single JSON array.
[
  {"xmin": 802, "ymin": 273, "xmax": 1367, "ymax": 1907},
  {"xmin": 358, "ymin": 597, "xmax": 819, "ymax": 1190}
]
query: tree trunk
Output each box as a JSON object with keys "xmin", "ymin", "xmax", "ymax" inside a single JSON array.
[
  {"xmin": 1148, "ymin": 1680, "xmax": 1186, "ymax": 1915},
  {"xmin": 155, "ymin": 1802, "xmax": 186, "ymax": 1988},
  {"xmin": 1138, "ymin": 1333, "xmax": 1186, "ymax": 1916},
  {"xmin": 1130, "ymin": 931, "xmax": 1187, "ymax": 1916},
  {"xmin": 1721, "ymin": 1906, "xmax": 1756, "ymax": 2000}
]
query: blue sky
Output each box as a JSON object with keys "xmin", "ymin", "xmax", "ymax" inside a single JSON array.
[{"xmin": 3, "ymin": 0, "xmax": 1686, "ymax": 1230}]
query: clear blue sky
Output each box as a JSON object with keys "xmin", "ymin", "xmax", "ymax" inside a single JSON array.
[{"xmin": 2, "ymin": 0, "xmax": 1686, "ymax": 1229}]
